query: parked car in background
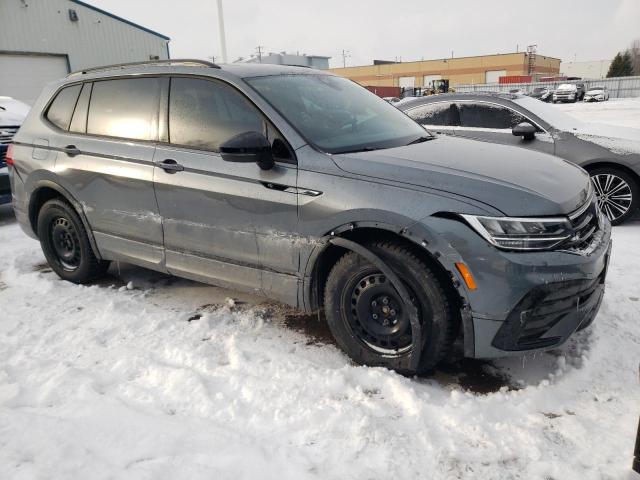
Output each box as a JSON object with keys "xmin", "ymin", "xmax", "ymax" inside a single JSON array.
[
  {"xmin": 584, "ymin": 86, "xmax": 610, "ymax": 102},
  {"xmin": 553, "ymin": 84, "xmax": 579, "ymax": 103},
  {"xmin": 0, "ymin": 97, "xmax": 30, "ymax": 205},
  {"xmin": 400, "ymin": 92, "xmax": 640, "ymax": 224},
  {"xmin": 9, "ymin": 61, "xmax": 611, "ymax": 375},
  {"xmin": 529, "ymin": 86, "xmax": 553, "ymax": 102}
]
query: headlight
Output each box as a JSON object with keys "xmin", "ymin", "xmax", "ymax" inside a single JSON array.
[{"xmin": 460, "ymin": 214, "xmax": 573, "ymax": 251}]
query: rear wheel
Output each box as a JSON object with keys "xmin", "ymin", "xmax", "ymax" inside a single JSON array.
[
  {"xmin": 589, "ymin": 167, "xmax": 639, "ymax": 225},
  {"xmin": 37, "ymin": 198, "xmax": 109, "ymax": 283},
  {"xmin": 324, "ymin": 241, "xmax": 456, "ymax": 375}
]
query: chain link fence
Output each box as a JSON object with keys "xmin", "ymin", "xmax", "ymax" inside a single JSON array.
[{"xmin": 452, "ymin": 76, "xmax": 640, "ymax": 99}]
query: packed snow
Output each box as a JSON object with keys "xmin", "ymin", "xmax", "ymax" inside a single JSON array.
[{"xmin": 1, "ymin": 100, "xmax": 640, "ymax": 480}]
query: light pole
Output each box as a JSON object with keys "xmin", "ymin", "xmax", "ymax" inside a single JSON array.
[{"xmin": 216, "ymin": 0, "xmax": 228, "ymax": 64}]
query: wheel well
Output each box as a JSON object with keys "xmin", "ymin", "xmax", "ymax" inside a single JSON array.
[
  {"xmin": 312, "ymin": 228, "xmax": 463, "ymax": 323},
  {"xmin": 583, "ymin": 161, "xmax": 640, "ymax": 187},
  {"xmin": 28, "ymin": 187, "xmax": 65, "ymax": 237}
]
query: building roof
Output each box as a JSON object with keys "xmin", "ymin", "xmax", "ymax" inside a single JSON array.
[
  {"xmin": 70, "ymin": 0, "xmax": 170, "ymax": 40},
  {"xmin": 334, "ymin": 52, "xmax": 562, "ymax": 70}
]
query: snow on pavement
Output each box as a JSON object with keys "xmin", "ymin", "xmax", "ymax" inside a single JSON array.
[{"xmin": 1, "ymin": 101, "xmax": 640, "ymax": 480}]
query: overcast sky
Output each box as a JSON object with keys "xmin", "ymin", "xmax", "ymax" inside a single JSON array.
[{"xmin": 89, "ymin": 0, "xmax": 640, "ymax": 67}]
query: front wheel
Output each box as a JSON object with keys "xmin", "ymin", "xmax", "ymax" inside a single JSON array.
[
  {"xmin": 590, "ymin": 167, "xmax": 639, "ymax": 225},
  {"xmin": 324, "ymin": 241, "xmax": 457, "ymax": 375},
  {"xmin": 37, "ymin": 198, "xmax": 110, "ymax": 283}
]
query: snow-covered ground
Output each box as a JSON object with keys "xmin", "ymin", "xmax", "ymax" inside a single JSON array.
[{"xmin": 1, "ymin": 100, "xmax": 639, "ymax": 480}]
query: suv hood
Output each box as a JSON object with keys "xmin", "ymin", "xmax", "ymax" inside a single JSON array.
[{"xmin": 332, "ymin": 135, "xmax": 590, "ymax": 216}]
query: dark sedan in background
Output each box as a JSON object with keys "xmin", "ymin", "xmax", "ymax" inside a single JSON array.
[{"xmin": 399, "ymin": 93, "xmax": 640, "ymax": 224}]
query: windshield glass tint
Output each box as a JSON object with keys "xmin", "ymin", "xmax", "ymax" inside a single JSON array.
[
  {"xmin": 245, "ymin": 74, "xmax": 427, "ymax": 154},
  {"xmin": 513, "ymin": 96, "xmax": 582, "ymax": 130}
]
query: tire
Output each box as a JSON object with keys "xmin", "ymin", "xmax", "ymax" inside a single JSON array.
[
  {"xmin": 589, "ymin": 167, "xmax": 639, "ymax": 225},
  {"xmin": 37, "ymin": 198, "xmax": 109, "ymax": 283},
  {"xmin": 324, "ymin": 241, "xmax": 456, "ymax": 375}
]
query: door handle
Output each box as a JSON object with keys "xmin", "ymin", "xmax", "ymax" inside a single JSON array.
[
  {"xmin": 159, "ymin": 159, "xmax": 184, "ymax": 173},
  {"xmin": 63, "ymin": 145, "xmax": 81, "ymax": 157}
]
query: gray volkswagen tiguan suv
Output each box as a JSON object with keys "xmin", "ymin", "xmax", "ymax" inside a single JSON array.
[{"xmin": 8, "ymin": 60, "xmax": 612, "ymax": 375}]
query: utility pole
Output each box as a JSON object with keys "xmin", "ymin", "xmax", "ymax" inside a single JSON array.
[
  {"xmin": 256, "ymin": 45, "xmax": 264, "ymax": 63},
  {"xmin": 216, "ymin": 0, "xmax": 228, "ymax": 64},
  {"xmin": 341, "ymin": 49, "xmax": 350, "ymax": 68}
]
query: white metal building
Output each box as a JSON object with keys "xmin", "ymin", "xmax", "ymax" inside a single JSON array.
[
  {"xmin": 0, "ymin": 0, "xmax": 170, "ymax": 104},
  {"xmin": 237, "ymin": 52, "xmax": 331, "ymax": 70},
  {"xmin": 560, "ymin": 60, "xmax": 612, "ymax": 80}
]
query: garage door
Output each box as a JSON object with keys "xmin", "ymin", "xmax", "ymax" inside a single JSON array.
[
  {"xmin": 398, "ymin": 76, "xmax": 415, "ymax": 88},
  {"xmin": 485, "ymin": 70, "xmax": 507, "ymax": 84},
  {"xmin": 0, "ymin": 54, "xmax": 69, "ymax": 105}
]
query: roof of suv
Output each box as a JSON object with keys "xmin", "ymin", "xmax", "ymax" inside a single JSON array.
[{"xmin": 66, "ymin": 60, "xmax": 330, "ymax": 82}]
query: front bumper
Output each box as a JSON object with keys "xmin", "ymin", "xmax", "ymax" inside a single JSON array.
[{"xmin": 418, "ymin": 215, "xmax": 612, "ymax": 358}]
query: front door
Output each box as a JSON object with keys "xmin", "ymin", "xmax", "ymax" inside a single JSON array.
[
  {"xmin": 453, "ymin": 101, "xmax": 555, "ymax": 155},
  {"xmin": 153, "ymin": 76, "xmax": 299, "ymax": 302}
]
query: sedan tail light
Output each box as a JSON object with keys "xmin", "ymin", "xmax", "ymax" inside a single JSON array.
[{"xmin": 5, "ymin": 144, "xmax": 14, "ymax": 166}]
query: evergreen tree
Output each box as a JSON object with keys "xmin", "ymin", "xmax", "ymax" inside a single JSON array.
[
  {"xmin": 607, "ymin": 51, "xmax": 635, "ymax": 78},
  {"xmin": 607, "ymin": 52, "xmax": 624, "ymax": 77},
  {"xmin": 621, "ymin": 51, "xmax": 634, "ymax": 76}
]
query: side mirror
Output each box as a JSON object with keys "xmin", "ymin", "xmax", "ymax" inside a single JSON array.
[
  {"xmin": 220, "ymin": 131, "xmax": 275, "ymax": 170},
  {"xmin": 512, "ymin": 122, "xmax": 537, "ymax": 141}
]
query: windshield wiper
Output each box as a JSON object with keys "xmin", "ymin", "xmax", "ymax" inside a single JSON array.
[
  {"xmin": 333, "ymin": 146, "xmax": 378, "ymax": 154},
  {"xmin": 407, "ymin": 135, "xmax": 434, "ymax": 145}
]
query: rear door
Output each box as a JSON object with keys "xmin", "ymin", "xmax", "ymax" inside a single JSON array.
[
  {"xmin": 153, "ymin": 76, "xmax": 299, "ymax": 301},
  {"xmin": 403, "ymin": 101, "xmax": 459, "ymax": 136},
  {"xmin": 454, "ymin": 100, "xmax": 555, "ymax": 155},
  {"xmin": 51, "ymin": 77, "xmax": 165, "ymax": 269}
]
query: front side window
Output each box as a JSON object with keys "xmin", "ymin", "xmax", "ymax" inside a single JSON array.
[
  {"xmin": 169, "ymin": 77, "xmax": 264, "ymax": 152},
  {"xmin": 407, "ymin": 102, "xmax": 460, "ymax": 127},
  {"xmin": 46, "ymin": 84, "xmax": 82, "ymax": 130},
  {"xmin": 87, "ymin": 77, "xmax": 160, "ymax": 141},
  {"xmin": 245, "ymin": 74, "xmax": 427, "ymax": 154},
  {"xmin": 458, "ymin": 102, "xmax": 530, "ymax": 130}
]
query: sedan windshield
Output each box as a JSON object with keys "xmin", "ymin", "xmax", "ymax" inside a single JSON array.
[{"xmin": 245, "ymin": 74, "xmax": 428, "ymax": 154}]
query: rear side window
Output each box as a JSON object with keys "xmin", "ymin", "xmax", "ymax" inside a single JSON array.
[
  {"xmin": 69, "ymin": 83, "xmax": 92, "ymax": 133},
  {"xmin": 458, "ymin": 103, "xmax": 530, "ymax": 130},
  {"xmin": 87, "ymin": 77, "xmax": 160, "ymax": 141},
  {"xmin": 46, "ymin": 84, "xmax": 82, "ymax": 130},
  {"xmin": 169, "ymin": 77, "xmax": 264, "ymax": 151},
  {"xmin": 407, "ymin": 102, "xmax": 460, "ymax": 126}
]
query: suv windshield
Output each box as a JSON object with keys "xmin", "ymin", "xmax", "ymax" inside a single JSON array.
[
  {"xmin": 558, "ymin": 84, "xmax": 576, "ymax": 90},
  {"xmin": 245, "ymin": 74, "xmax": 428, "ymax": 154}
]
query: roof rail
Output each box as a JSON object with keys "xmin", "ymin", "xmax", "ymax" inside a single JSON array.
[{"xmin": 67, "ymin": 59, "xmax": 221, "ymax": 77}]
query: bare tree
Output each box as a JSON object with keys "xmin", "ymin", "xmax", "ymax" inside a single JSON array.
[{"xmin": 630, "ymin": 38, "xmax": 640, "ymax": 76}]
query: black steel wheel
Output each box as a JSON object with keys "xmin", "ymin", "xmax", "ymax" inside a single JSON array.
[
  {"xmin": 590, "ymin": 167, "xmax": 638, "ymax": 225},
  {"xmin": 346, "ymin": 271, "xmax": 416, "ymax": 355},
  {"xmin": 37, "ymin": 198, "xmax": 109, "ymax": 283},
  {"xmin": 324, "ymin": 241, "xmax": 457, "ymax": 375}
]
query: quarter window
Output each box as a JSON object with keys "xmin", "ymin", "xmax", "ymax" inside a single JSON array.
[
  {"xmin": 407, "ymin": 102, "xmax": 460, "ymax": 126},
  {"xmin": 69, "ymin": 83, "xmax": 92, "ymax": 133},
  {"xmin": 46, "ymin": 84, "xmax": 82, "ymax": 130},
  {"xmin": 169, "ymin": 77, "xmax": 264, "ymax": 152},
  {"xmin": 458, "ymin": 103, "xmax": 531, "ymax": 130},
  {"xmin": 87, "ymin": 78, "xmax": 160, "ymax": 141}
]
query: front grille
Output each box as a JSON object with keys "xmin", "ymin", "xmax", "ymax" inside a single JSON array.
[
  {"xmin": 560, "ymin": 195, "xmax": 601, "ymax": 252},
  {"xmin": 0, "ymin": 126, "xmax": 19, "ymax": 144}
]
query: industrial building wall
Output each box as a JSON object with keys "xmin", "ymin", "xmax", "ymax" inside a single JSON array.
[
  {"xmin": 0, "ymin": 0, "xmax": 169, "ymax": 71},
  {"xmin": 330, "ymin": 53, "xmax": 561, "ymax": 87},
  {"xmin": 561, "ymin": 60, "xmax": 612, "ymax": 80}
]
